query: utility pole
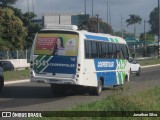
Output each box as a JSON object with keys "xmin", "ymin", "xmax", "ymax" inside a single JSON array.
[
  {"xmin": 158, "ymin": 0, "xmax": 160, "ymax": 59},
  {"xmin": 96, "ymin": 14, "xmax": 99, "ymax": 33},
  {"xmin": 27, "ymin": 0, "xmax": 30, "ymax": 12},
  {"xmin": 32, "ymin": 0, "xmax": 34, "ymax": 13},
  {"xmin": 109, "ymin": 4, "xmax": 111, "ymax": 26},
  {"xmin": 32, "ymin": 0, "xmax": 35, "ymax": 23},
  {"xmin": 106, "ymin": 0, "xmax": 109, "ymax": 24},
  {"xmin": 92, "ymin": 0, "xmax": 93, "ymax": 17},
  {"xmin": 144, "ymin": 20, "xmax": 147, "ymax": 57},
  {"xmin": 84, "ymin": 0, "xmax": 86, "ymax": 14},
  {"xmin": 121, "ymin": 13, "xmax": 124, "ymax": 38}
]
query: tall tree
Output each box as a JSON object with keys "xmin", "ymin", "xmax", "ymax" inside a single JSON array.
[
  {"xmin": 0, "ymin": 0, "xmax": 17, "ymax": 7},
  {"xmin": 9, "ymin": 7, "xmax": 42, "ymax": 49},
  {"xmin": 79, "ymin": 17, "xmax": 113, "ymax": 34},
  {"xmin": 126, "ymin": 14, "xmax": 142, "ymax": 37},
  {"xmin": 0, "ymin": 8, "xmax": 27, "ymax": 50},
  {"xmin": 149, "ymin": 7, "xmax": 158, "ymax": 35},
  {"xmin": 22, "ymin": 12, "xmax": 42, "ymax": 49}
]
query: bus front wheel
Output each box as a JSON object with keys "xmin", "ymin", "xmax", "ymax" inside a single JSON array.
[{"xmin": 89, "ymin": 80, "xmax": 102, "ymax": 96}]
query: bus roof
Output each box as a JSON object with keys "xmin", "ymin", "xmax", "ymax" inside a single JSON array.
[
  {"xmin": 41, "ymin": 24, "xmax": 127, "ymax": 44},
  {"xmin": 80, "ymin": 31, "xmax": 127, "ymax": 44}
]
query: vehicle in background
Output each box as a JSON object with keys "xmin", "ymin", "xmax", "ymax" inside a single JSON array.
[
  {"xmin": 0, "ymin": 66, "xmax": 4, "ymax": 91},
  {"xmin": 129, "ymin": 57, "xmax": 141, "ymax": 76},
  {"xmin": 0, "ymin": 61, "xmax": 14, "ymax": 71}
]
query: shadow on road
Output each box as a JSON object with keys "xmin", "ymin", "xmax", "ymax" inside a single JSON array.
[{"xmin": 0, "ymin": 85, "xmax": 90, "ymax": 99}]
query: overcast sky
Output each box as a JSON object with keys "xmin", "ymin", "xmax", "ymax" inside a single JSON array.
[{"xmin": 15, "ymin": 0, "xmax": 157, "ymax": 36}]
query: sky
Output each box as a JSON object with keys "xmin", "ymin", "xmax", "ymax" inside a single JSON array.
[{"xmin": 14, "ymin": 0, "xmax": 157, "ymax": 36}]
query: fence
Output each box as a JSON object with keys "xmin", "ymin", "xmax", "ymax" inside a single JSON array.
[
  {"xmin": 0, "ymin": 46, "xmax": 158, "ymax": 61},
  {"xmin": 128, "ymin": 45, "xmax": 158, "ymax": 59},
  {"xmin": 0, "ymin": 49, "xmax": 31, "ymax": 62}
]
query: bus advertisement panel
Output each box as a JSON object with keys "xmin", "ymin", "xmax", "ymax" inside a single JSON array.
[{"xmin": 34, "ymin": 33, "xmax": 79, "ymax": 56}]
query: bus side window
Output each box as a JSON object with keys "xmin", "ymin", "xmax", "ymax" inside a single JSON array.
[
  {"xmin": 108, "ymin": 43, "xmax": 113, "ymax": 58},
  {"xmin": 101, "ymin": 43, "xmax": 106, "ymax": 58},
  {"xmin": 85, "ymin": 40, "xmax": 92, "ymax": 59},
  {"xmin": 105, "ymin": 43, "xmax": 109, "ymax": 58},
  {"xmin": 85, "ymin": 41, "xmax": 89, "ymax": 58},
  {"xmin": 121, "ymin": 45, "xmax": 129, "ymax": 59},
  {"xmin": 97, "ymin": 42, "xmax": 102, "ymax": 58},
  {"xmin": 115, "ymin": 44, "xmax": 120, "ymax": 59},
  {"xmin": 91, "ymin": 41, "xmax": 97, "ymax": 58}
]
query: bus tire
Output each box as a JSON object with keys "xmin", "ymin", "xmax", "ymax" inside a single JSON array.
[
  {"xmin": 120, "ymin": 76, "xmax": 128, "ymax": 90},
  {"xmin": 89, "ymin": 80, "xmax": 102, "ymax": 96},
  {"xmin": 136, "ymin": 67, "xmax": 141, "ymax": 76},
  {"xmin": 50, "ymin": 84, "xmax": 64, "ymax": 95}
]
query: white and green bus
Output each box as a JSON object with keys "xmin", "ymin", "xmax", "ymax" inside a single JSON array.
[{"xmin": 30, "ymin": 25, "xmax": 130, "ymax": 95}]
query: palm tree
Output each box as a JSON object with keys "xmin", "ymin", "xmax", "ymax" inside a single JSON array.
[{"xmin": 126, "ymin": 14, "xmax": 142, "ymax": 37}]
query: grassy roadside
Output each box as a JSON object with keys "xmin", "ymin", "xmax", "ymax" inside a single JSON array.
[
  {"xmin": 4, "ymin": 68, "xmax": 29, "ymax": 81},
  {"xmin": 137, "ymin": 59, "xmax": 160, "ymax": 66},
  {"xmin": 29, "ymin": 86, "xmax": 160, "ymax": 120}
]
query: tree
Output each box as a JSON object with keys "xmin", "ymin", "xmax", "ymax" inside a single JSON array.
[
  {"xmin": 0, "ymin": 8, "xmax": 27, "ymax": 50},
  {"xmin": 0, "ymin": 0, "xmax": 17, "ymax": 7},
  {"xmin": 21, "ymin": 12, "xmax": 42, "ymax": 48},
  {"xmin": 139, "ymin": 33, "xmax": 154, "ymax": 43},
  {"xmin": 10, "ymin": 7, "xmax": 42, "ymax": 49},
  {"xmin": 149, "ymin": 7, "xmax": 158, "ymax": 35},
  {"xmin": 126, "ymin": 14, "xmax": 142, "ymax": 37},
  {"xmin": 79, "ymin": 17, "xmax": 113, "ymax": 34}
]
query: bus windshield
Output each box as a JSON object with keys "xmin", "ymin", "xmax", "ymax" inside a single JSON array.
[{"xmin": 34, "ymin": 31, "xmax": 79, "ymax": 56}]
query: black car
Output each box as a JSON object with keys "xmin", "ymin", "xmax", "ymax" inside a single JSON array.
[
  {"xmin": 0, "ymin": 61, "xmax": 14, "ymax": 71},
  {"xmin": 0, "ymin": 66, "xmax": 4, "ymax": 91}
]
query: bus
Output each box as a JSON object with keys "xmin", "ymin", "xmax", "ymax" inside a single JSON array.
[{"xmin": 30, "ymin": 25, "xmax": 130, "ymax": 96}]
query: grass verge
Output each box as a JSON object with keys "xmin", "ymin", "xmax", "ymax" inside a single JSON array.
[
  {"xmin": 137, "ymin": 59, "xmax": 160, "ymax": 66},
  {"xmin": 29, "ymin": 86, "xmax": 160, "ymax": 120},
  {"xmin": 4, "ymin": 68, "xmax": 29, "ymax": 81}
]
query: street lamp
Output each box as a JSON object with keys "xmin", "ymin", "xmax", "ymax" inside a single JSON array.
[
  {"xmin": 32, "ymin": 0, "xmax": 35, "ymax": 23},
  {"xmin": 144, "ymin": 20, "xmax": 148, "ymax": 57},
  {"xmin": 27, "ymin": 0, "xmax": 29, "ymax": 12},
  {"xmin": 158, "ymin": 0, "xmax": 160, "ymax": 59},
  {"xmin": 92, "ymin": 0, "xmax": 93, "ymax": 17},
  {"xmin": 96, "ymin": 14, "xmax": 99, "ymax": 33},
  {"xmin": 84, "ymin": 0, "xmax": 86, "ymax": 14}
]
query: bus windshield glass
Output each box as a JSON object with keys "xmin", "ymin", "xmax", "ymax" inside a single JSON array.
[{"xmin": 34, "ymin": 31, "xmax": 79, "ymax": 56}]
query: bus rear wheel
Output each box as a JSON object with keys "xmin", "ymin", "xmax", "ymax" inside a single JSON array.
[
  {"xmin": 89, "ymin": 80, "xmax": 102, "ymax": 96},
  {"xmin": 51, "ymin": 84, "xmax": 64, "ymax": 95}
]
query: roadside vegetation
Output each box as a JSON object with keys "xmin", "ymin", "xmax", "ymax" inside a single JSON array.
[
  {"xmin": 137, "ymin": 59, "xmax": 160, "ymax": 66},
  {"xmin": 29, "ymin": 86, "xmax": 160, "ymax": 120},
  {"xmin": 4, "ymin": 68, "xmax": 29, "ymax": 81}
]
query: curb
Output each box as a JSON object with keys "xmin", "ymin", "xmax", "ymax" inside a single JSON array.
[
  {"xmin": 141, "ymin": 64, "xmax": 160, "ymax": 68},
  {"xmin": 4, "ymin": 79, "xmax": 30, "ymax": 85}
]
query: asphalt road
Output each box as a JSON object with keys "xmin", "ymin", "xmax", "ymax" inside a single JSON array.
[{"xmin": 0, "ymin": 66, "xmax": 160, "ymax": 111}]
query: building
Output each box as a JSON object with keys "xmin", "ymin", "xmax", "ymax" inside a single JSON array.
[{"xmin": 42, "ymin": 13, "xmax": 89, "ymax": 27}]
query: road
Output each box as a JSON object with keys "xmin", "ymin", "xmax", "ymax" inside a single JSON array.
[{"xmin": 0, "ymin": 66, "xmax": 160, "ymax": 111}]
